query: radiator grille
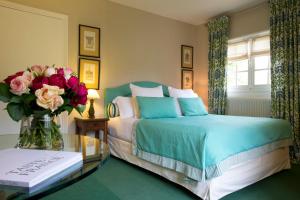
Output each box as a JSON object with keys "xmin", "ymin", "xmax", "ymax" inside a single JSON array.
[{"xmin": 227, "ymin": 98, "xmax": 271, "ymax": 117}]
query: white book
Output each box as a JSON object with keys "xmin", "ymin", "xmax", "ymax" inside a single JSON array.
[{"xmin": 0, "ymin": 148, "xmax": 83, "ymax": 188}]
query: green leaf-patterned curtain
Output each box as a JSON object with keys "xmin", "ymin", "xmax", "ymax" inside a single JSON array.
[
  {"xmin": 270, "ymin": 0, "xmax": 300, "ymax": 161},
  {"xmin": 208, "ymin": 16, "xmax": 229, "ymax": 115}
]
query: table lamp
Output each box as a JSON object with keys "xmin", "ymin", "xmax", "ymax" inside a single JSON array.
[{"xmin": 87, "ymin": 89, "xmax": 100, "ymax": 119}]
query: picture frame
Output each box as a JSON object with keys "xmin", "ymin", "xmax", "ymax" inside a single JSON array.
[
  {"xmin": 181, "ymin": 69, "xmax": 193, "ymax": 89},
  {"xmin": 79, "ymin": 24, "xmax": 100, "ymax": 58},
  {"xmin": 78, "ymin": 58, "xmax": 100, "ymax": 89},
  {"xmin": 181, "ymin": 45, "xmax": 193, "ymax": 69}
]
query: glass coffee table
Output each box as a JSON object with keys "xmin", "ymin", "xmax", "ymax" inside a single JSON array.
[{"xmin": 0, "ymin": 134, "xmax": 110, "ymax": 200}]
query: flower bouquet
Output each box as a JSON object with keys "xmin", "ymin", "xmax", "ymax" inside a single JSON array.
[{"xmin": 0, "ymin": 65, "xmax": 88, "ymax": 150}]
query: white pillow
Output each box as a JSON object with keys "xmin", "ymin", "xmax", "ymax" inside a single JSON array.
[
  {"xmin": 130, "ymin": 84, "xmax": 164, "ymax": 97},
  {"xmin": 112, "ymin": 96, "xmax": 134, "ymax": 119},
  {"xmin": 168, "ymin": 87, "xmax": 198, "ymax": 116},
  {"xmin": 168, "ymin": 87, "xmax": 198, "ymax": 98}
]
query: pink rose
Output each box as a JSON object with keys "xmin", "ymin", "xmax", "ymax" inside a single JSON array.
[
  {"xmin": 10, "ymin": 76, "xmax": 30, "ymax": 96},
  {"xmin": 63, "ymin": 67, "xmax": 73, "ymax": 80},
  {"xmin": 48, "ymin": 74, "xmax": 66, "ymax": 89},
  {"xmin": 31, "ymin": 76, "xmax": 49, "ymax": 91},
  {"xmin": 22, "ymin": 71, "xmax": 34, "ymax": 86},
  {"xmin": 4, "ymin": 71, "xmax": 24, "ymax": 85},
  {"xmin": 30, "ymin": 65, "xmax": 47, "ymax": 76}
]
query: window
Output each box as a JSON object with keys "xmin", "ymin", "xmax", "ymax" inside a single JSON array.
[{"xmin": 227, "ymin": 32, "xmax": 271, "ymax": 97}]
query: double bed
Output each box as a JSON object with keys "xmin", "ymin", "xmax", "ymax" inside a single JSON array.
[{"xmin": 104, "ymin": 81, "xmax": 292, "ymax": 200}]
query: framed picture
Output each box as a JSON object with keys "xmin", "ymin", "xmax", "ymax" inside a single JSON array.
[
  {"xmin": 79, "ymin": 25, "xmax": 100, "ymax": 58},
  {"xmin": 78, "ymin": 58, "xmax": 100, "ymax": 89},
  {"xmin": 181, "ymin": 69, "xmax": 193, "ymax": 89},
  {"xmin": 181, "ymin": 45, "xmax": 193, "ymax": 68}
]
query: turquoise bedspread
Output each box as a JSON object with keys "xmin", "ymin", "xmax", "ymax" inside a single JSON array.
[{"xmin": 132, "ymin": 115, "xmax": 292, "ymax": 181}]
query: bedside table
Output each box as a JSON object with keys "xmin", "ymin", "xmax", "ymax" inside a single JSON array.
[{"xmin": 75, "ymin": 117, "xmax": 109, "ymax": 143}]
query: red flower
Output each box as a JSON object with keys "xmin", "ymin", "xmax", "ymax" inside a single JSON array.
[
  {"xmin": 77, "ymin": 83, "xmax": 88, "ymax": 96},
  {"xmin": 57, "ymin": 68, "xmax": 64, "ymax": 76},
  {"xmin": 31, "ymin": 76, "xmax": 49, "ymax": 91},
  {"xmin": 48, "ymin": 74, "xmax": 66, "ymax": 89},
  {"xmin": 69, "ymin": 83, "xmax": 88, "ymax": 107},
  {"xmin": 4, "ymin": 71, "xmax": 24, "ymax": 85},
  {"xmin": 67, "ymin": 76, "xmax": 79, "ymax": 90}
]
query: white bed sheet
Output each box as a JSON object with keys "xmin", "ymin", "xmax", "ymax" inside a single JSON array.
[
  {"xmin": 108, "ymin": 117, "xmax": 138, "ymax": 142},
  {"xmin": 108, "ymin": 135, "xmax": 290, "ymax": 200}
]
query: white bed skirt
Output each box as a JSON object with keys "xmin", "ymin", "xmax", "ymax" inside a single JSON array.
[{"xmin": 108, "ymin": 135, "xmax": 290, "ymax": 200}]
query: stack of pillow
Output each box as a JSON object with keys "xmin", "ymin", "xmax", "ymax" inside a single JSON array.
[{"xmin": 107, "ymin": 84, "xmax": 208, "ymax": 119}]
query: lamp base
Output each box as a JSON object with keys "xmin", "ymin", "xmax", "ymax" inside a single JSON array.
[{"xmin": 88, "ymin": 99, "xmax": 95, "ymax": 119}]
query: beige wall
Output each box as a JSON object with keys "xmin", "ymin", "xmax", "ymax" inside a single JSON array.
[
  {"xmin": 229, "ymin": 2, "xmax": 270, "ymax": 39},
  {"xmin": 4, "ymin": 0, "xmax": 197, "ymax": 132},
  {"xmin": 1, "ymin": 0, "xmax": 270, "ymax": 133},
  {"xmin": 194, "ymin": 2, "xmax": 270, "ymax": 107}
]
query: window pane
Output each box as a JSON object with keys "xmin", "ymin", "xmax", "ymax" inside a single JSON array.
[
  {"xmin": 254, "ymin": 55, "xmax": 270, "ymax": 70},
  {"xmin": 236, "ymin": 59, "xmax": 248, "ymax": 71},
  {"xmin": 237, "ymin": 72, "xmax": 248, "ymax": 85},
  {"xmin": 255, "ymin": 70, "xmax": 270, "ymax": 85},
  {"xmin": 253, "ymin": 36, "xmax": 270, "ymax": 52},
  {"xmin": 227, "ymin": 62, "xmax": 236, "ymax": 87},
  {"xmin": 228, "ymin": 42, "xmax": 248, "ymax": 58}
]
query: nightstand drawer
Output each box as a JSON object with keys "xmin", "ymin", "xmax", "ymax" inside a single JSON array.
[
  {"xmin": 75, "ymin": 117, "xmax": 109, "ymax": 143},
  {"xmin": 85, "ymin": 122, "xmax": 104, "ymax": 130}
]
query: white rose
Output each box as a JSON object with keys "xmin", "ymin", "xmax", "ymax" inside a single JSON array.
[
  {"xmin": 44, "ymin": 67, "xmax": 56, "ymax": 77},
  {"xmin": 35, "ymin": 84, "xmax": 64, "ymax": 111}
]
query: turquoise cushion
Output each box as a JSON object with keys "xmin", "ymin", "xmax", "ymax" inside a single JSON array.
[
  {"xmin": 178, "ymin": 97, "xmax": 208, "ymax": 116},
  {"xmin": 136, "ymin": 97, "xmax": 178, "ymax": 119}
]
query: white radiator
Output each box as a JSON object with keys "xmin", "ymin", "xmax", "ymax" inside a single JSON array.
[{"xmin": 227, "ymin": 98, "xmax": 271, "ymax": 117}]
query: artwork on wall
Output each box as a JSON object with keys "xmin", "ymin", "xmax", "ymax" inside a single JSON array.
[
  {"xmin": 79, "ymin": 58, "xmax": 100, "ymax": 89},
  {"xmin": 79, "ymin": 25, "xmax": 100, "ymax": 58},
  {"xmin": 181, "ymin": 45, "xmax": 193, "ymax": 68},
  {"xmin": 181, "ymin": 69, "xmax": 193, "ymax": 89}
]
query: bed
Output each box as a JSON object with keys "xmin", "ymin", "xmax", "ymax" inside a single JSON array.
[{"xmin": 104, "ymin": 81, "xmax": 292, "ymax": 200}]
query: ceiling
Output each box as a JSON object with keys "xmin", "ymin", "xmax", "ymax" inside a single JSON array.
[{"xmin": 109, "ymin": 0, "xmax": 267, "ymax": 25}]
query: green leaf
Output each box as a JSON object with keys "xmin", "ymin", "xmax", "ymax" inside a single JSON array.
[
  {"xmin": 7, "ymin": 103, "xmax": 24, "ymax": 121},
  {"xmin": 0, "ymin": 83, "xmax": 11, "ymax": 102},
  {"xmin": 23, "ymin": 104, "xmax": 33, "ymax": 116},
  {"xmin": 63, "ymin": 105, "xmax": 73, "ymax": 115},
  {"xmin": 75, "ymin": 105, "xmax": 86, "ymax": 115},
  {"xmin": 23, "ymin": 94, "xmax": 36, "ymax": 104},
  {"xmin": 10, "ymin": 96, "xmax": 22, "ymax": 103}
]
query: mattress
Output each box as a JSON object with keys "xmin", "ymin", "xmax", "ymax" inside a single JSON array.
[
  {"xmin": 108, "ymin": 117, "xmax": 138, "ymax": 142},
  {"xmin": 109, "ymin": 135, "xmax": 290, "ymax": 200},
  {"xmin": 107, "ymin": 117, "xmax": 291, "ymax": 199}
]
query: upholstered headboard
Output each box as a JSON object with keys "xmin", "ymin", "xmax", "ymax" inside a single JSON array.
[{"xmin": 104, "ymin": 81, "xmax": 169, "ymax": 116}]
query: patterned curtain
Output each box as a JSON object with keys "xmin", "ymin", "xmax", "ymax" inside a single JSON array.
[
  {"xmin": 270, "ymin": 0, "xmax": 300, "ymax": 161},
  {"xmin": 208, "ymin": 16, "xmax": 229, "ymax": 115}
]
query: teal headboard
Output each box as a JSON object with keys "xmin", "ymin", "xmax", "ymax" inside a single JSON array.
[{"xmin": 104, "ymin": 81, "xmax": 169, "ymax": 116}]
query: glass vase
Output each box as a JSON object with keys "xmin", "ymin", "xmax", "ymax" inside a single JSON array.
[{"xmin": 17, "ymin": 114, "xmax": 64, "ymax": 150}]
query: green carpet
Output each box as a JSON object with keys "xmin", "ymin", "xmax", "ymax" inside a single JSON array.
[{"xmin": 43, "ymin": 157, "xmax": 300, "ymax": 200}]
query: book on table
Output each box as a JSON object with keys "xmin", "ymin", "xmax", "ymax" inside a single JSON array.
[{"xmin": 0, "ymin": 148, "xmax": 83, "ymax": 188}]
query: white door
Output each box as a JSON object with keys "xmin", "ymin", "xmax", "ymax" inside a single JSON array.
[{"xmin": 0, "ymin": 0, "xmax": 68, "ymax": 134}]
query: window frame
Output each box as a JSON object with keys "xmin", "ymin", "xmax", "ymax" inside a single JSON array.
[{"xmin": 227, "ymin": 31, "xmax": 271, "ymax": 98}]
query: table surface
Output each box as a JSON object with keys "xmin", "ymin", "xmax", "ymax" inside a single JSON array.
[{"xmin": 0, "ymin": 133, "xmax": 110, "ymax": 200}]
